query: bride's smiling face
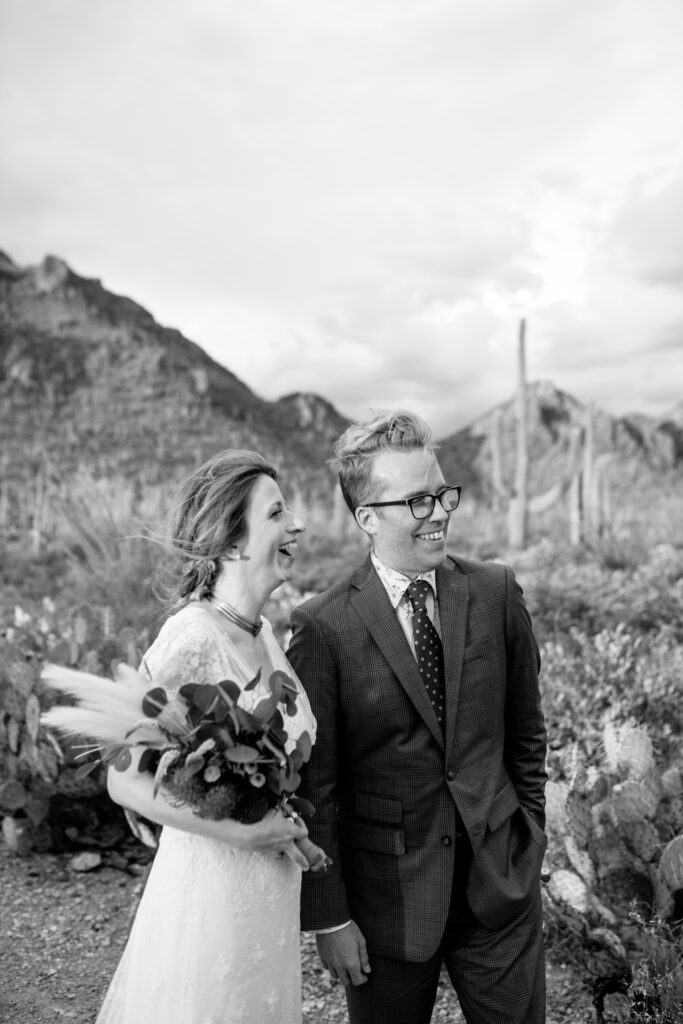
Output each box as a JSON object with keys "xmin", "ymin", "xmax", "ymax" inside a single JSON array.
[{"xmin": 238, "ymin": 475, "xmax": 305, "ymax": 591}]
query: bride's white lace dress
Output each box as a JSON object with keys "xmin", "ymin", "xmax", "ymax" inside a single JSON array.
[{"xmin": 96, "ymin": 603, "xmax": 317, "ymax": 1024}]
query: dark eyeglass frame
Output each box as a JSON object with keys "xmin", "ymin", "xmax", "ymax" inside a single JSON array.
[{"xmin": 361, "ymin": 485, "xmax": 462, "ymax": 521}]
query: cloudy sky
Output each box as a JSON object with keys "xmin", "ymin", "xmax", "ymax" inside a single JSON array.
[{"xmin": 2, "ymin": 0, "xmax": 682, "ymax": 436}]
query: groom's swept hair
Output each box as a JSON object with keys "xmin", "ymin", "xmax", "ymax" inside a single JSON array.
[
  {"xmin": 155, "ymin": 449, "xmax": 277, "ymax": 605},
  {"xmin": 331, "ymin": 409, "xmax": 434, "ymax": 513}
]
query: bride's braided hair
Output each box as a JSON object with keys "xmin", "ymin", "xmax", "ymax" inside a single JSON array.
[{"xmin": 154, "ymin": 450, "xmax": 278, "ymax": 607}]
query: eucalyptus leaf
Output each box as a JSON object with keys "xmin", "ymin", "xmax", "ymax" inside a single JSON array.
[
  {"xmin": 178, "ymin": 683, "xmax": 198, "ymax": 703},
  {"xmin": 137, "ymin": 748, "xmax": 159, "ymax": 774},
  {"xmin": 225, "ymin": 745, "xmax": 260, "ymax": 763},
  {"xmin": 243, "ymin": 668, "xmax": 262, "ymax": 692},
  {"xmin": 188, "ymin": 705, "xmax": 205, "ymax": 728},
  {"xmin": 217, "ymin": 679, "xmax": 241, "ymax": 703},
  {"xmin": 101, "ymin": 743, "xmax": 129, "ymax": 766},
  {"xmin": 267, "ymin": 770, "xmax": 284, "ymax": 795},
  {"xmin": 193, "ymin": 684, "xmax": 220, "ymax": 713},
  {"xmin": 270, "ymin": 669, "xmax": 295, "ymax": 693},
  {"xmin": 267, "ymin": 673, "xmax": 283, "ymax": 702},
  {"xmin": 74, "ymin": 760, "xmax": 101, "ymax": 779},
  {"xmin": 212, "ymin": 703, "xmax": 229, "ymax": 724},
  {"xmin": 113, "ymin": 748, "xmax": 132, "ymax": 771},
  {"xmin": 296, "ymin": 731, "xmax": 312, "ymax": 762},
  {"xmin": 281, "ymin": 770, "xmax": 301, "ymax": 793},
  {"xmin": 253, "ymin": 695, "xmax": 278, "ymax": 722},
  {"xmin": 287, "ymin": 795, "xmax": 315, "ymax": 817},
  {"xmin": 142, "ymin": 687, "xmax": 168, "ymax": 717},
  {"xmin": 235, "ymin": 708, "xmax": 263, "ymax": 733}
]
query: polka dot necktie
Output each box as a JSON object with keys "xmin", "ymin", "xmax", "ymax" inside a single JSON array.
[{"xmin": 407, "ymin": 580, "xmax": 445, "ymax": 731}]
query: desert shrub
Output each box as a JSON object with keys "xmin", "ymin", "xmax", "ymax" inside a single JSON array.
[
  {"xmin": 525, "ymin": 543, "xmax": 683, "ymax": 646},
  {"xmin": 542, "ymin": 726, "xmax": 683, "ymax": 1022},
  {"xmin": 0, "ymin": 601, "xmax": 152, "ymax": 855},
  {"xmin": 541, "ymin": 623, "xmax": 683, "ymax": 773},
  {"xmin": 628, "ymin": 911, "xmax": 683, "ymax": 1023}
]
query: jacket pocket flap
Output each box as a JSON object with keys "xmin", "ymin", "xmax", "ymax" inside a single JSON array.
[
  {"xmin": 340, "ymin": 819, "xmax": 405, "ymax": 856},
  {"xmin": 488, "ymin": 780, "xmax": 520, "ymax": 832},
  {"xmin": 355, "ymin": 791, "xmax": 403, "ymax": 824},
  {"xmin": 464, "ymin": 635, "xmax": 504, "ymax": 662}
]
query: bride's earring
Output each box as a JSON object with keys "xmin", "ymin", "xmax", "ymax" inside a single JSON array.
[{"xmin": 225, "ymin": 546, "xmax": 244, "ymax": 562}]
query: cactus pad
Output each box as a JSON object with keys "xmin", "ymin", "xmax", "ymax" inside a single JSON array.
[
  {"xmin": 611, "ymin": 780, "xmax": 658, "ymax": 822},
  {"xmin": 548, "ymin": 868, "xmax": 590, "ymax": 914},
  {"xmin": 661, "ymin": 766, "xmax": 683, "ymax": 797},
  {"xmin": 566, "ymin": 788, "xmax": 592, "ymax": 848},
  {"xmin": 564, "ymin": 833, "xmax": 596, "ymax": 886},
  {"xmin": 544, "ymin": 780, "xmax": 568, "ymax": 834},
  {"xmin": 657, "ymin": 835, "xmax": 683, "ymax": 893},
  {"xmin": 618, "ymin": 819, "xmax": 659, "ymax": 862}
]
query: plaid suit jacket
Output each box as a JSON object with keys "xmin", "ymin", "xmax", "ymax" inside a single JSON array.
[{"xmin": 287, "ymin": 554, "xmax": 547, "ymax": 962}]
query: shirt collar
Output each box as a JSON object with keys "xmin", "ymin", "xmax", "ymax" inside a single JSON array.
[{"xmin": 370, "ymin": 551, "xmax": 437, "ymax": 610}]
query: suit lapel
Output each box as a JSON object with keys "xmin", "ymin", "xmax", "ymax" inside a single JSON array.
[
  {"xmin": 436, "ymin": 563, "xmax": 469, "ymax": 757},
  {"xmin": 350, "ymin": 558, "xmax": 445, "ymax": 748}
]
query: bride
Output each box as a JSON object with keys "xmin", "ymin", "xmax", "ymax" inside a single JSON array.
[{"xmin": 95, "ymin": 449, "xmax": 321, "ymax": 1024}]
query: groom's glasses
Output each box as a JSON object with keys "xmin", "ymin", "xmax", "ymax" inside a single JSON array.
[{"xmin": 362, "ymin": 485, "xmax": 462, "ymax": 521}]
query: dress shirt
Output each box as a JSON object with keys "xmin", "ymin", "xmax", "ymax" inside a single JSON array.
[{"xmin": 370, "ymin": 551, "xmax": 441, "ymax": 642}]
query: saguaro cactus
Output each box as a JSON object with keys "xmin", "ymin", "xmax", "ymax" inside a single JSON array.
[
  {"xmin": 490, "ymin": 320, "xmax": 583, "ymax": 549},
  {"xmin": 568, "ymin": 404, "xmax": 613, "ymax": 545},
  {"xmin": 507, "ymin": 320, "xmax": 529, "ymax": 549}
]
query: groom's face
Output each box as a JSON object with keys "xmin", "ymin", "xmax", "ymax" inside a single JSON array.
[{"xmin": 356, "ymin": 446, "xmax": 451, "ymax": 577}]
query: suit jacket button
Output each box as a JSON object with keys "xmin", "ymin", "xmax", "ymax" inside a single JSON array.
[
  {"xmin": 446, "ymin": 768, "xmax": 455, "ymax": 780},
  {"xmin": 441, "ymin": 835, "xmax": 452, "ymax": 847}
]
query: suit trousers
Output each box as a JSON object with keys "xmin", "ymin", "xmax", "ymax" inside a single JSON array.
[{"xmin": 345, "ymin": 839, "xmax": 546, "ymax": 1024}]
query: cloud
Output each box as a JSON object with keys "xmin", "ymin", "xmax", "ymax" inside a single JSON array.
[
  {"xmin": 608, "ymin": 171, "xmax": 683, "ymax": 288},
  {"xmin": 1, "ymin": 0, "xmax": 682, "ymax": 440}
]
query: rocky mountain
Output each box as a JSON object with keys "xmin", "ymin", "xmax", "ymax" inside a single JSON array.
[
  {"xmin": 1, "ymin": 247, "xmax": 679, "ymax": 547},
  {"xmin": 437, "ymin": 379, "xmax": 683, "ymax": 504},
  {"xmin": 0, "ymin": 250, "xmax": 349, "ymax": 540}
]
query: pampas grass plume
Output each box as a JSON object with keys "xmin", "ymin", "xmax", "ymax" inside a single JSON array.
[{"xmin": 41, "ymin": 664, "xmax": 163, "ymax": 747}]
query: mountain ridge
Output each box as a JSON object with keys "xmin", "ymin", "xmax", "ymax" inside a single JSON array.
[{"xmin": 1, "ymin": 248, "xmax": 680, "ymax": 543}]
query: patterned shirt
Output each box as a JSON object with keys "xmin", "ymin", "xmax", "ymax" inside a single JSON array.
[{"xmin": 370, "ymin": 551, "xmax": 441, "ymax": 649}]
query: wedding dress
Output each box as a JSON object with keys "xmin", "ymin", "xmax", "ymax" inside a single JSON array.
[{"xmin": 96, "ymin": 603, "xmax": 317, "ymax": 1024}]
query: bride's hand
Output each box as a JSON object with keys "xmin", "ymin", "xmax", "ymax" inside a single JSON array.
[
  {"xmin": 233, "ymin": 807, "xmax": 310, "ymax": 868},
  {"xmin": 294, "ymin": 835, "xmax": 332, "ymax": 872},
  {"xmin": 280, "ymin": 805, "xmax": 332, "ymax": 872}
]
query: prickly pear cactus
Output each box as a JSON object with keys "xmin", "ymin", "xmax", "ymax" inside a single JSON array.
[
  {"xmin": 543, "ymin": 725, "xmax": 683, "ymax": 1011},
  {"xmin": 0, "ymin": 602, "xmax": 149, "ymax": 855}
]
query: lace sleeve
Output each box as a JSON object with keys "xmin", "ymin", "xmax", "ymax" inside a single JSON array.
[{"xmin": 140, "ymin": 613, "xmax": 231, "ymax": 694}]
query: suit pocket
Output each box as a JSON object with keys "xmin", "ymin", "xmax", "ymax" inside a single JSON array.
[
  {"xmin": 463, "ymin": 634, "xmax": 504, "ymax": 664},
  {"xmin": 339, "ymin": 818, "xmax": 406, "ymax": 856},
  {"xmin": 487, "ymin": 779, "xmax": 520, "ymax": 832},
  {"xmin": 355, "ymin": 791, "xmax": 403, "ymax": 824}
]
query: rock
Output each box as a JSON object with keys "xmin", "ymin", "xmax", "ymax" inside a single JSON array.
[{"xmin": 69, "ymin": 851, "xmax": 102, "ymax": 872}]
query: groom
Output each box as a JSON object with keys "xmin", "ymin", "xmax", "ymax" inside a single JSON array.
[{"xmin": 288, "ymin": 409, "xmax": 547, "ymax": 1024}]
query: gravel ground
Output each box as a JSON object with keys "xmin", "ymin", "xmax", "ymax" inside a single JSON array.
[{"xmin": 0, "ymin": 845, "xmax": 594, "ymax": 1024}]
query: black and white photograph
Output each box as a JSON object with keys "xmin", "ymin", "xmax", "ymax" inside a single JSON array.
[{"xmin": 1, "ymin": 2, "xmax": 682, "ymax": 1022}]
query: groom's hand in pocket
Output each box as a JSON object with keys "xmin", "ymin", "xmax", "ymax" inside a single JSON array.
[{"xmin": 316, "ymin": 922, "xmax": 371, "ymax": 987}]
